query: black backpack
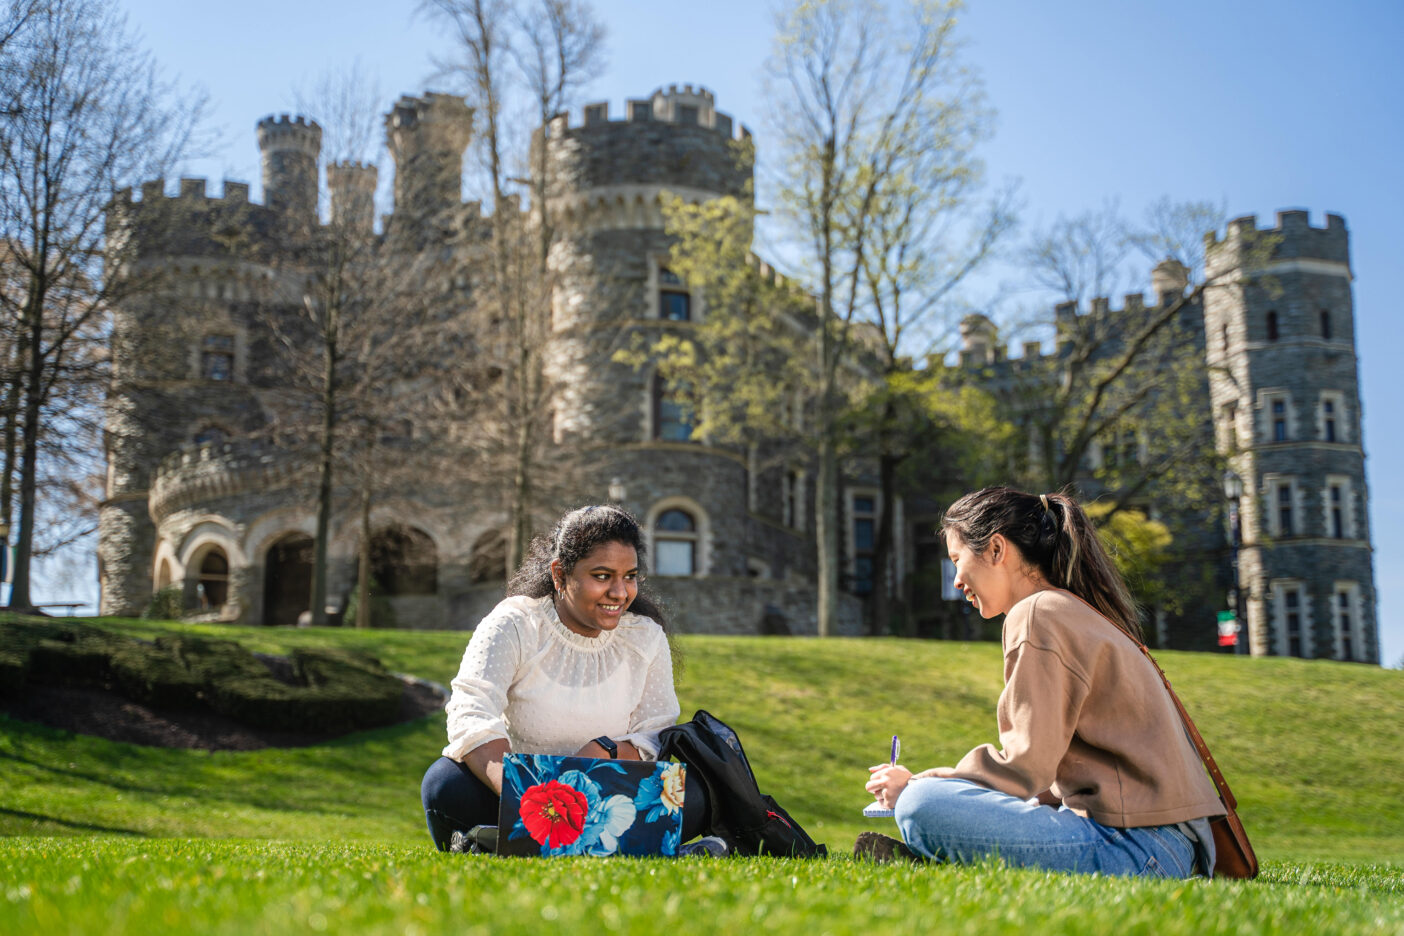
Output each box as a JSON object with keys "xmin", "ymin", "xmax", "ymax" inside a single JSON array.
[{"xmin": 657, "ymin": 710, "xmax": 827, "ymax": 858}]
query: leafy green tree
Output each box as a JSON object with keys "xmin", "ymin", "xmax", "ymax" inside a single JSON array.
[
  {"xmin": 647, "ymin": 0, "xmax": 996, "ymax": 635},
  {"xmin": 842, "ymin": 363, "xmax": 1014, "ymax": 634}
]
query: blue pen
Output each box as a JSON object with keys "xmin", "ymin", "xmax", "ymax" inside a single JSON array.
[{"xmin": 890, "ymin": 734, "xmax": 900, "ymax": 767}]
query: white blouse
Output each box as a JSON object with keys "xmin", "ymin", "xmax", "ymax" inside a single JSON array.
[{"xmin": 441, "ymin": 594, "xmax": 680, "ymax": 762}]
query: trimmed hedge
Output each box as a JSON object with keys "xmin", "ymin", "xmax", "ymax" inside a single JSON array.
[{"xmin": 0, "ymin": 616, "xmax": 407, "ymax": 736}]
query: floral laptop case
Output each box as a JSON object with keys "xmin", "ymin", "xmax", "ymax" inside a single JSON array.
[{"xmin": 497, "ymin": 753, "xmax": 686, "ymax": 857}]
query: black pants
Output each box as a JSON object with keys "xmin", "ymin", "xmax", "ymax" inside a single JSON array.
[{"xmin": 420, "ymin": 756, "xmax": 709, "ymax": 851}]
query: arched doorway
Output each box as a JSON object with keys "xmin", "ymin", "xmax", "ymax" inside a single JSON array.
[
  {"xmin": 468, "ymin": 528, "xmax": 507, "ymax": 585},
  {"xmin": 263, "ymin": 534, "xmax": 313, "ymax": 627},
  {"xmin": 371, "ymin": 525, "xmax": 438, "ymax": 596},
  {"xmin": 197, "ymin": 549, "xmax": 230, "ymax": 610}
]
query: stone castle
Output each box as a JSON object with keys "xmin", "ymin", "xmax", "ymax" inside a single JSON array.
[
  {"xmin": 100, "ymin": 86, "xmax": 863, "ymax": 637},
  {"xmin": 951, "ymin": 212, "xmax": 1377, "ymax": 661},
  {"xmin": 97, "ymin": 86, "xmax": 1378, "ymax": 660}
]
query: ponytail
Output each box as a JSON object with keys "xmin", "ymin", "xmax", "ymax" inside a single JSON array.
[{"xmin": 942, "ymin": 487, "xmax": 1141, "ymax": 640}]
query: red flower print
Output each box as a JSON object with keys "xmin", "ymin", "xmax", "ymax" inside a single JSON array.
[{"xmin": 519, "ymin": 780, "xmax": 589, "ymax": 848}]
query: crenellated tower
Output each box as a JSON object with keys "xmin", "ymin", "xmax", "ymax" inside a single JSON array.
[
  {"xmin": 384, "ymin": 92, "xmax": 474, "ymax": 228},
  {"xmin": 1204, "ymin": 210, "xmax": 1376, "ymax": 661},
  {"xmin": 540, "ymin": 84, "xmax": 751, "ymax": 435},
  {"xmin": 99, "ymin": 173, "xmax": 292, "ymax": 619},
  {"xmin": 534, "ymin": 85, "xmax": 792, "ymax": 589},
  {"xmin": 256, "ymin": 115, "xmax": 322, "ymax": 228},
  {"xmin": 326, "ymin": 160, "xmax": 379, "ymax": 236}
]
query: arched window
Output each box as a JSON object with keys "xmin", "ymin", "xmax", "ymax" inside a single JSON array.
[
  {"xmin": 198, "ymin": 549, "xmax": 230, "ymax": 609},
  {"xmin": 1266, "ymin": 310, "xmax": 1279, "ymax": 341},
  {"xmin": 652, "ymin": 374, "xmax": 695, "ymax": 442},
  {"xmin": 1320, "ymin": 309, "xmax": 1332, "ymax": 340},
  {"xmin": 469, "ymin": 528, "xmax": 507, "ymax": 584},
  {"xmin": 371, "ymin": 525, "xmax": 438, "ymax": 595},
  {"xmin": 654, "ymin": 509, "xmax": 698, "ymax": 576}
]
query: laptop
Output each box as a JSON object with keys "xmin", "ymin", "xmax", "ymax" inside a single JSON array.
[{"xmin": 497, "ymin": 753, "xmax": 686, "ymax": 857}]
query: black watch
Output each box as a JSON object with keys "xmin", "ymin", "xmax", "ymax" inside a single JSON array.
[{"xmin": 593, "ymin": 736, "xmax": 618, "ymax": 759}]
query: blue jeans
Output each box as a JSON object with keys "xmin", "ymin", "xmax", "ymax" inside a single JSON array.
[{"xmin": 894, "ymin": 778, "xmax": 1197, "ymax": 878}]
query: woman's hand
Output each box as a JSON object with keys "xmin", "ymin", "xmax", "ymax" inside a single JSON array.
[
  {"xmin": 574, "ymin": 739, "xmax": 642, "ymax": 761},
  {"xmin": 866, "ymin": 763, "xmax": 913, "ymax": 809}
]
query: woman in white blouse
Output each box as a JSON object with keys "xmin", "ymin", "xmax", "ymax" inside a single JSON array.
[{"xmin": 420, "ymin": 505, "xmax": 701, "ymax": 851}]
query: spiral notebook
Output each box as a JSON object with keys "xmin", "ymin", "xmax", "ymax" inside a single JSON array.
[
  {"xmin": 862, "ymin": 801, "xmax": 895, "ymax": 819},
  {"xmin": 497, "ymin": 753, "xmax": 686, "ymax": 857}
]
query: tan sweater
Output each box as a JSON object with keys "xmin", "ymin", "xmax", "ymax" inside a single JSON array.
[{"xmin": 918, "ymin": 589, "xmax": 1224, "ymax": 828}]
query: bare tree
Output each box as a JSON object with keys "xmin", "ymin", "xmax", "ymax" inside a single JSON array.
[
  {"xmin": 1009, "ymin": 198, "xmax": 1267, "ymax": 504},
  {"xmin": 423, "ymin": 0, "xmax": 605, "ymax": 572},
  {"xmin": 0, "ymin": 0, "xmax": 202, "ymax": 610},
  {"xmin": 263, "ymin": 64, "xmax": 474, "ymax": 628},
  {"xmin": 760, "ymin": 0, "xmax": 997, "ymax": 635}
]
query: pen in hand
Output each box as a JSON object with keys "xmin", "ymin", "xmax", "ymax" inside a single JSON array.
[{"xmin": 890, "ymin": 734, "xmax": 900, "ymax": 767}]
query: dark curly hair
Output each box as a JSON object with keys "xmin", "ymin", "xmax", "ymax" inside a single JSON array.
[
  {"xmin": 506, "ymin": 505, "xmax": 669, "ymax": 629},
  {"xmin": 941, "ymin": 486, "xmax": 1141, "ymax": 640}
]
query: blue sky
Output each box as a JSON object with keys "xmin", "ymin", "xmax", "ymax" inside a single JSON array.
[{"xmin": 41, "ymin": 0, "xmax": 1403, "ymax": 662}]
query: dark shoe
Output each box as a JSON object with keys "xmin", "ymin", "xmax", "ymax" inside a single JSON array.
[
  {"xmin": 448, "ymin": 825, "xmax": 498, "ymax": 854},
  {"xmin": 678, "ymin": 835, "xmax": 731, "ymax": 857},
  {"xmin": 853, "ymin": 831, "xmax": 923, "ymax": 864}
]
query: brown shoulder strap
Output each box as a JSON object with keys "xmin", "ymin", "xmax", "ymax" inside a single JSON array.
[
  {"xmin": 1132, "ymin": 643, "xmax": 1238, "ymax": 812},
  {"xmin": 1051, "ymin": 588, "xmax": 1241, "ymax": 813}
]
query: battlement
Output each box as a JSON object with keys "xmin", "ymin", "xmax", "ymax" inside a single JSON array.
[
  {"xmin": 963, "ymin": 285, "xmax": 1196, "ymax": 369},
  {"xmin": 326, "ymin": 161, "xmax": 378, "ymax": 187},
  {"xmin": 559, "ymin": 85, "xmax": 749, "ymax": 141},
  {"xmin": 385, "ymin": 92, "xmax": 473, "ymax": 141},
  {"xmin": 114, "ymin": 178, "xmax": 255, "ymax": 206},
  {"xmin": 256, "ymin": 114, "xmax": 323, "ymax": 155},
  {"xmin": 1205, "ymin": 208, "xmax": 1350, "ymax": 265},
  {"xmin": 541, "ymin": 87, "xmax": 753, "ymax": 204}
]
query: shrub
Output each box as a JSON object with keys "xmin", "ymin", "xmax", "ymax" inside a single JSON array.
[
  {"xmin": 209, "ymin": 647, "xmax": 403, "ymax": 733},
  {"xmin": 342, "ymin": 578, "xmax": 397, "ymax": 629},
  {"xmin": 109, "ymin": 642, "xmax": 206, "ymax": 710},
  {"xmin": 0, "ymin": 620, "xmax": 406, "ymax": 736},
  {"xmin": 144, "ymin": 586, "xmax": 185, "ymax": 621},
  {"xmin": 26, "ymin": 629, "xmax": 124, "ymax": 686},
  {"xmin": 0, "ymin": 618, "xmax": 57, "ymax": 696}
]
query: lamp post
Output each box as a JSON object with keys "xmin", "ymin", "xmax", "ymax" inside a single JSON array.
[
  {"xmin": 1222, "ymin": 470, "xmax": 1245, "ymax": 654},
  {"xmin": 608, "ymin": 477, "xmax": 626, "ymax": 505}
]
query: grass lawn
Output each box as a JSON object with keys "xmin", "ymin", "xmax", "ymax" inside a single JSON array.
[{"xmin": 3, "ymin": 615, "xmax": 1403, "ymax": 934}]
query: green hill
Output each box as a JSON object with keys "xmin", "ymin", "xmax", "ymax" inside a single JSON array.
[{"xmin": 2, "ymin": 614, "xmax": 1400, "ymax": 864}]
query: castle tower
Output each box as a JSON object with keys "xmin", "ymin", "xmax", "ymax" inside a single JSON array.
[
  {"xmin": 384, "ymin": 93, "xmax": 473, "ymax": 225},
  {"xmin": 959, "ymin": 313, "xmax": 998, "ymax": 365},
  {"xmin": 98, "ymin": 176, "xmax": 286, "ymax": 619},
  {"xmin": 326, "ymin": 161, "xmax": 379, "ymax": 235},
  {"xmin": 540, "ymin": 84, "xmax": 751, "ymax": 438},
  {"xmin": 535, "ymin": 85, "xmax": 775, "ymax": 585},
  {"xmin": 256, "ymin": 114, "xmax": 322, "ymax": 228},
  {"xmin": 1204, "ymin": 210, "xmax": 1377, "ymax": 661},
  {"xmin": 1151, "ymin": 258, "xmax": 1189, "ymax": 303}
]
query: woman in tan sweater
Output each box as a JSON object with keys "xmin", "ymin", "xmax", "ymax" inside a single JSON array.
[{"xmin": 862, "ymin": 487, "xmax": 1224, "ymax": 877}]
